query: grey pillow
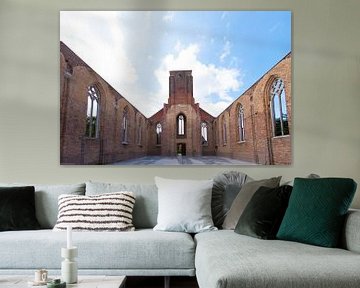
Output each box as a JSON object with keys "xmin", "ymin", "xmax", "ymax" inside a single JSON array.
[
  {"xmin": 284, "ymin": 173, "xmax": 320, "ymax": 186},
  {"xmin": 86, "ymin": 181, "xmax": 158, "ymax": 229},
  {"xmin": 222, "ymin": 177, "xmax": 281, "ymax": 230},
  {"xmin": 0, "ymin": 183, "xmax": 85, "ymax": 228},
  {"xmin": 212, "ymin": 171, "xmax": 252, "ymax": 228},
  {"xmin": 153, "ymin": 177, "xmax": 217, "ymax": 233}
]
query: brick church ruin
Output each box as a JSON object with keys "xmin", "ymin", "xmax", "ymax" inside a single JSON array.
[{"xmin": 60, "ymin": 42, "xmax": 291, "ymax": 165}]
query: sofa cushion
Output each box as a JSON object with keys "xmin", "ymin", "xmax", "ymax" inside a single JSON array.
[
  {"xmin": 211, "ymin": 171, "xmax": 251, "ymax": 228},
  {"xmin": 0, "ymin": 186, "xmax": 40, "ymax": 231},
  {"xmin": 153, "ymin": 177, "xmax": 216, "ymax": 233},
  {"xmin": 277, "ymin": 178, "xmax": 357, "ymax": 247},
  {"xmin": 0, "ymin": 183, "xmax": 86, "ymax": 229},
  {"xmin": 342, "ymin": 209, "xmax": 360, "ymax": 253},
  {"xmin": 222, "ymin": 177, "xmax": 281, "ymax": 229},
  {"xmin": 195, "ymin": 230, "xmax": 360, "ymax": 288},
  {"xmin": 53, "ymin": 192, "xmax": 136, "ymax": 232},
  {"xmin": 86, "ymin": 182, "xmax": 158, "ymax": 229},
  {"xmin": 0, "ymin": 229, "xmax": 195, "ymax": 272},
  {"xmin": 234, "ymin": 185, "xmax": 292, "ymax": 239}
]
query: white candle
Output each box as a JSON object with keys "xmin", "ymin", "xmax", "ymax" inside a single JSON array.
[{"xmin": 67, "ymin": 225, "xmax": 72, "ymax": 248}]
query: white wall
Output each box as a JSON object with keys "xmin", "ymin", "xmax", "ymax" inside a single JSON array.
[{"xmin": 0, "ymin": 0, "xmax": 359, "ymax": 208}]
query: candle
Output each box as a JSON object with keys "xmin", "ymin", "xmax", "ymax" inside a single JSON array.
[{"xmin": 67, "ymin": 225, "xmax": 72, "ymax": 248}]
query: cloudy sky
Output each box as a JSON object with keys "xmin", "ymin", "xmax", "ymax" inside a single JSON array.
[{"xmin": 60, "ymin": 11, "xmax": 291, "ymax": 117}]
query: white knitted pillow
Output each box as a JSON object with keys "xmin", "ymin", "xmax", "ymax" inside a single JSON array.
[{"xmin": 53, "ymin": 192, "xmax": 135, "ymax": 231}]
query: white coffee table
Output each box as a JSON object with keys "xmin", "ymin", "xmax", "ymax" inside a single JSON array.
[{"xmin": 0, "ymin": 275, "xmax": 126, "ymax": 288}]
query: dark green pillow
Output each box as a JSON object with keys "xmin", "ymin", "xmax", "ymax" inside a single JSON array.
[
  {"xmin": 0, "ymin": 186, "xmax": 41, "ymax": 231},
  {"xmin": 235, "ymin": 185, "xmax": 292, "ymax": 239},
  {"xmin": 277, "ymin": 178, "xmax": 357, "ymax": 247}
]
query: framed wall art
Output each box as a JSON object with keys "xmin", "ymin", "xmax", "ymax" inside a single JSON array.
[{"xmin": 60, "ymin": 11, "xmax": 291, "ymax": 165}]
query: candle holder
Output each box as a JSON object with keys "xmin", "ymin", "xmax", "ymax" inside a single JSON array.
[{"xmin": 61, "ymin": 247, "xmax": 78, "ymax": 284}]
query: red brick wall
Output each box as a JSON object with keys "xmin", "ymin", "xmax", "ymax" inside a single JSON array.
[
  {"xmin": 60, "ymin": 49, "xmax": 148, "ymax": 164},
  {"xmin": 147, "ymin": 71, "xmax": 215, "ymax": 157},
  {"xmin": 215, "ymin": 53, "xmax": 292, "ymax": 165}
]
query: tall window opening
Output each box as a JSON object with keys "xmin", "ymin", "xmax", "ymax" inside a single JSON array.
[
  {"xmin": 177, "ymin": 114, "xmax": 185, "ymax": 136},
  {"xmin": 122, "ymin": 107, "xmax": 129, "ymax": 143},
  {"xmin": 201, "ymin": 122, "xmax": 208, "ymax": 145},
  {"xmin": 270, "ymin": 78, "xmax": 289, "ymax": 136},
  {"xmin": 214, "ymin": 120, "xmax": 218, "ymax": 146},
  {"xmin": 137, "ymin": 118, "xmax": 142, "ymax": 146},
  {"xmin": 156, "ymin": 123, "xmax": 162, "ymax": 145},
  {"xmin": 222, "ymin": 116, "xmax": 227, "ymax": 145},
  {"xmin": 238, "ymin": 104, "xmax": 245, "ymax": 142},
  {"xmin": 85, "ymin": 85, "xmax": 100, "ymax": 138}
]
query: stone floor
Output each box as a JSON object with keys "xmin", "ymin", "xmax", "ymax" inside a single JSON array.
[{"xmin": 110, "ymin": 156, "xmax": 258, "ymax": 165}]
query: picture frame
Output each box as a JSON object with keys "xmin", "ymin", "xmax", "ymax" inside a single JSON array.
[{"xmin": 60, "ymin": 11, "xmax": 292, "ymax": 165}]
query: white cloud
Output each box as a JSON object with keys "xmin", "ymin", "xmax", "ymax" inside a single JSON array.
[
  {"xmin": 163, "ymin": 11, "xmax": 174, "ymax": 23},
  {"xmin": 269, "ymin": 22, "xmax": 280, "ymax": 33},
  {"xmin": 60, "ymin": 11, "xmax": 138, "ymax": 95},
  {"xmin": 175, "ymin": 40, "xmax": 183, "ymax": 52},
  {"xmin": 61, "ymin": 11, "xmax": 167, "ymax": 117},
  {"xmin": 220, "ymin": 40, "xmax": 231, "ymax": 62},
  {"xmin": 60, "ymin": 12, "xmax": 243, "ymax": 118},
  {"xmin": 152, "ymin": 43, "xmax": 243, "ymax": 117}
]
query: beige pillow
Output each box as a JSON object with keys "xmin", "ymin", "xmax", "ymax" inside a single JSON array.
[
  {"xmin": 53, "ymin": 192, "xmax": 136, "ymax": 232},
  {"xmin": 222, "ymin": 177, "xmax": 281, "ymax": 230}
]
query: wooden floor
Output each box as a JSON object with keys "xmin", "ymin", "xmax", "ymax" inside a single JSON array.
[{"xmin": 126, "ymin": 276, "xmax": 199, "ymax": 288}]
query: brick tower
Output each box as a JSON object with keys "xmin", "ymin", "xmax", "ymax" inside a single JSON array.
[{"xmin": 168, "ymin": 70, "xmax": 195, "ymax": 106}]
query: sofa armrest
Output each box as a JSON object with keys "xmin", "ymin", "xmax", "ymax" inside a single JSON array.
[{"xmin": 342, "ymin": 209, "xmax": 360, "ymax": 253}]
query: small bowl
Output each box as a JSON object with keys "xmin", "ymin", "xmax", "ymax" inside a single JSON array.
[{"xmin": 47, "ymin": 279, "xmax": 66, "ymax": 288}]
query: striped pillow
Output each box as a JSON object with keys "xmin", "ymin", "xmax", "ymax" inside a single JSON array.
[{"xmin": 53, "ymin": 192, "xmax": 136, "ymax": 231}]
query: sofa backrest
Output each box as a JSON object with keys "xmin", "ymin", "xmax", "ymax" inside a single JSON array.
[
  {"xmin": 0, "ymin": 183, "xmax": 86, "ymax": 229},
  {"xmin": 86, "ymin": 181, "xmax": 158, "ymax": 229}
]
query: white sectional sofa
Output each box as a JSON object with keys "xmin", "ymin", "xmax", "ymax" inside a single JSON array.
[{"xmin": 0, "ymin": 178, "xmax": 359, "ymax": 288}]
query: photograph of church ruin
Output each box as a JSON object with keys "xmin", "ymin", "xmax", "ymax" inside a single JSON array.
[{"xmin": 60, "ymin": 11, "xmax": 291, "ymax": 165}]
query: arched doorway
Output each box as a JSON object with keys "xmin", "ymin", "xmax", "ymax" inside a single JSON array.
[{"xmin": 176, "ymin": 143, "xmax": 186, "ymax": 156}]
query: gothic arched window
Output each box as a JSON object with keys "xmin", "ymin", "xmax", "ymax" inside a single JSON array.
[
  {"xmin": 85, "ymin": 85, "xmax": 100, "ymax": 138},
  {"xmin": 238, "ymin": 104, "xmax": 245, "ymax": 142},
  {"xmin": 137, "ymin": 118, "xmax": 142, "ymax": 146},
  {"xmin": 270, "ymin": 78, "xmax": 289, "ymax": 137},
  {"xmin": 156, "ymin": 123, "xmax": 162, "ymax": 145},
  {"xmin": 177, "ymin": 114, "xmax": 185, "ymax": 136},
  {"xmin": 214, "ymin": 120, "xmax": 218, "ymax": 146},
  {"xmin": 222, "ymin": 116, "xmax": 227, "ymax": 145},
  {"xmin": 122, "ymin": 107, "xmax": 129, "ymax": 143},
  {"xmin": 201, "ymin": 122, "xmax": 208, "ymax": 145}
]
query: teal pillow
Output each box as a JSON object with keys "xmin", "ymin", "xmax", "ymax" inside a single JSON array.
[{"xmin": 277, "ymin": 178, "xmax": 357, "ymax": 247}]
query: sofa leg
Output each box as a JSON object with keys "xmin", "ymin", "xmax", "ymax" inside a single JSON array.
[{"xmin": 164, "ymin": 276, "xmax": 170, "ymax": 288}]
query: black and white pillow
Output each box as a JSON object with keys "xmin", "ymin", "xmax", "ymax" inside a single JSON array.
[{"xmin": 53, "ymin": 192, "xmax": 136, "ymax": 231}]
